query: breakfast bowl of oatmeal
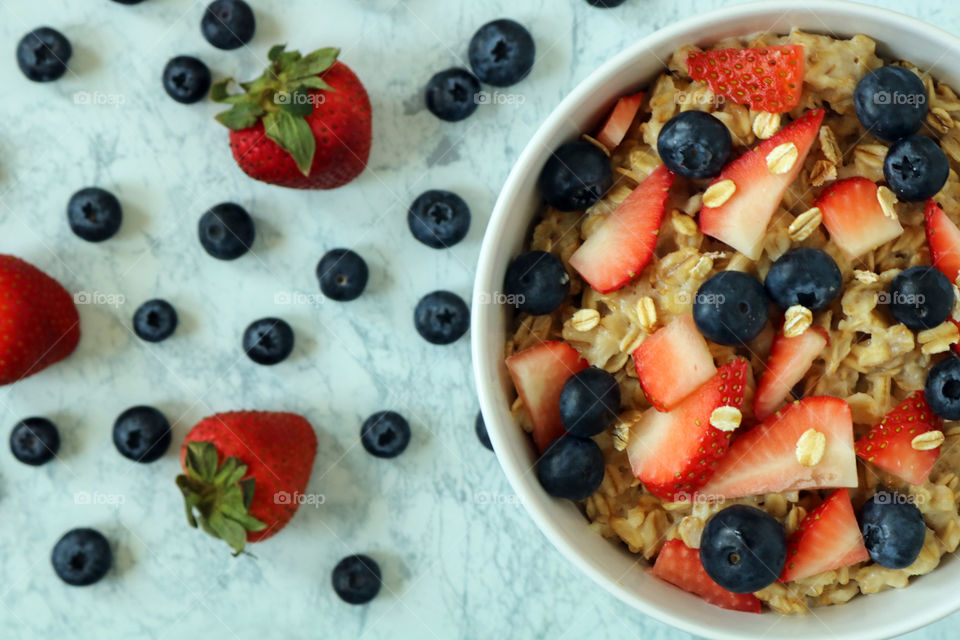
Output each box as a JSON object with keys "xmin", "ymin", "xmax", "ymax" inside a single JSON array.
[{"xmin": 472, "ymin": 1, "xmax": 960, "ymax": 638}]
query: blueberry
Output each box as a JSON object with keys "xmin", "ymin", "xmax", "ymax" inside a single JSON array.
[
  {"xmin": 52, "ymin": 528, "xmax": 112, "ymax": 586},
  {"xmin": 67, "ymin": 187, "xmax": 123, "ymax": 243},
  {"xmin": 586, "ymin": 0, "xmax": 627, "ymax": 5},
  {"xmin": 503, "ymin": 251, "xmax": 570, "ymax": 315},
  {"xmin": 332, "ymin": 554, "xmax": 382, "ymax": 605},
  {"xmin": 10, "ymin": 417, "xmax": 59, "ymax": 466},
  {"xmin": 414, "ymin": 291, "xmax": 469, "ymax": 345},
  {"xmin": 764, "ymin": 247, "xmax": 842, "ymax": 311},
  {"xmin": 360, "ymin": 411, "xmax": 411, "ymax": 458},
  {"xmin": 16, "ymin": 27, "xmax": 72, "ymax": 82},
  {"xmin": 693, "ymin": 271, "xmax": 770, "ymax": 346},
  {"xmin": 925, "ymin": 356, "xmax": 960, "ymax": 420},
  {"xmin": 558, "ymin": 367, "xmax": 620, "ymax": 437},
  {"xmin": 113, "ymin": 406, "xmax": 171, "ymax": 463},
  {"xmin": 883, "ymin": 134, "xmax": 949, "ymax": 202},
  {"xmin": 860, "ymin": 491, "xmax": 926, "ymax": 569},
  {"xmin": 133, "ymin": 299, "xmax": 178, "ymax": 343},
  {"xmin": 700, "ymin": 505, "xmax": 786, "ymax": 593},
  {"xmin": 408, "ymin": 190, "xmax": 471, "ymax": 249},
  {"xmin": 475, "ymin": 411, "xmax": 493, "ymax": 451},
  {"xmin": 316, "ymin": 248, "xmax": 369, "ymax": 301},
  {"xmin": 425, "ymin": 68, "xmax": 481, "ymax": 122},
  {"xmin": 854, "ymin": 66, "xmax": 927, "ymax": 142},
  {"xmin": 162, "ymin": 56, "xmax": 211, "ymax": 104},
  {"xmin": 201, "ymin": 0, "xmax": 255, "ymax": 50},
  {"xmin": 886, "ymin": 266, "xmax": 953, "ymax": 331},
  {"xmin": 657, "ymin": 111, "xmax": 732, "ymax": 179},
  {"xmin": 243, "ymin": 318, "xmax": 294, "ymax": 365},
  {"xmin": 111, "ymin": 0, "xmax": 147, "ymax": 4},
  {"xmin": 468, "ymin": 19, "xmax": 535, "ymax": 87},
  {"xmin": 198, "ymin": 202, "xmax": 255, "ymax": 260},
  {"xmin": 537, "ymin": 436, "xmax": 605, "ymax": 500},
  {"xmin": 538, "ymin": 140, "xmax": 612, "ymax": 211}
]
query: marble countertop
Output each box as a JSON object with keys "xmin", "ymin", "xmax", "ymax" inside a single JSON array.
[{"xmin": 1, "ymin": 0, "xmax": 959, "ymax": 638}]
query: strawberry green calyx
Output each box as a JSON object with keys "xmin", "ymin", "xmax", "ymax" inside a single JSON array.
[
  {"xmin": 211, "ymin": 45, "xmax": 340, "ymax": 176},
  {"xmin": 176, "ymin": 441, "xmax": 266, "ymax": 554}
]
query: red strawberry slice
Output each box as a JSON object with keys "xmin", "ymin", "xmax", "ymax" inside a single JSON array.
[
  {"xmin": 627, "ymin": 359, "xmax": 749, "ymax": 501},
  {"xmin": 697, "ymin": 396, "xmax": 857, "ymax": 499},
  {"xmin": 633, "ymin": 314, "xmax": 717, "ymax": 411},
  {"xmin": 596, "ymin": 92, "xmax": 644, "ymax": 149},
  {"xmin": 687, "ymin": 45, "xmax": 804, "ymax": 113},
  {"xmin": 651, "ymin": 539, "xmax": 762, "ymax": 613},
  {"xmin": 855, "ymin": 391, "xmax": 943, "ymax": 486},
  {"xmin": 815, "ymin": 177, "xmax": 904, "ymax": 259},
  {"xmin": 569, "ymin": 164, "xmax": 674, "ymax": 294},
  {"xmin": 505, "ymin": 341, "xmax": 588, "ymax": 452},
  {"xmin": 780, "ymin": 489, "xmax": 870, "ymax": 582},
  {"xmin": 925, "ymin": 199, "xmax": 960, "ymax": 283},
  {"xmin": 699, "ymin": 109, "xmax": 824, "ymax": 260},
  {"xmin": 754, "ymin": 326, "xmax": 829, "ymax": 420}
]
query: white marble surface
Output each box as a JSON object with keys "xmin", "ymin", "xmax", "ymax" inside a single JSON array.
[{"xmin": 1, "ymin": 0, "xmax": 960, "ymax": 638}]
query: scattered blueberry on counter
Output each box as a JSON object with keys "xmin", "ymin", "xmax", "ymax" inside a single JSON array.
[
  {"xmin": 693, "ymin": 270, "xmax": 770, "ymax": 346},
  {"xmin": 52, "ymin": 528, "xmax": 112, "ymax": 586},
  {"xmin": 17, "ymin": 27, "xmax": 72, "ymax": 82},
  {"xmin": 860, "ymin": 490, "xmax": 926, "ymax": 569},
  {"xmin": 475, "ymin": 411, "xmax": 493, "ymax": 451},
  {"xmin": 764, "ymin": 247, "xmax": 842, "ymax": 311},
  {"xmin": 67, "ymin": 187, "xmax": 123, "ymax": 242},
  {"xmin": 700, "ymin": 505, "xmax": 786, "ymax": 592},
  {"xmin": 468, "ymin": 19, "xmax": 535, "ymax": 87},
  {"xmin": 113, "ymin": 406, "xmax": 171, "ymax": 463},
  {"xmin": 162, "ymin": 56, "xmax": 212, "ymax": 104},
  {"xmin": 886, "ymin": 265, "xmax": 953, "ymax": 331},
  {"xmin": 317, "ymin": 248, "xmax": 369, "ymax": 301},
  {"xmin": 883, "ymin": 134, "xmax": 950, "ymax": 201},
  {"xmin": 503, "ymin": 250, "xmax": 570, "ymax": 315},
  {"xmin": 657, "ymin": 111, "xmax": 732, "ymax": 179},
  {"xmin": 414, "ymin": 291, "xmax": 469, "ymax": 345},
  {"xmin": 854, "ymin": 65, "xmax": 928, "ymax": 142},
  {"xmin": 536, "ymin": 435, "xmax": 605, "ymax": 501},
  {"xmin": 332, "ymin": 554, "xmax": 382, "ymax": 605},
  {"xmin": 198, "ymin": 202, "xmax": 255, "ymax": 260},
  {"xmin": 133, "ymin": 299, "xmax": 178, "ymax": 343},
  {"xmin": 586, "ymin": 0, "xmax": 627, "ymax": 6},
  {"xmin": 425, "ymin": 68, "xmax": 481, "ymax": 122},
  {"xmin": 558, "ymin": 367, "xmax": 620, "ymax": 438},
  {"xmin": 112, "ymin": 0, "xmax": 147, "ymax": 4},
  {"xmin": 926, "ymin": 356, "xmax": 960, "ymax": 420},
  {"xmin": 361, "ymin": 411, "xmax": 411, "ymax": 458},
  {"xmin": 538, "ymin": 140, "xmax": 613, "ymax": 211},
  {"xmin": 243, "ymin": 318, "xmax": 295, "ymax": 365},
  {"xmin": 201, "ymin": 0, "xmax": 255, "ymax": 50},
  {"xmin": 408, "ymin": 190, "xmax": 471, "ymax": 249},
  {"xmin": 10, "ymin": 417, "xmax": 60, "ymax": 466}
]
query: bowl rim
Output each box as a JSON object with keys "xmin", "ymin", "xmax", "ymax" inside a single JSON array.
[{"xmin": 472, "ymin": 1, "xmax": 960, "ymax": 637}]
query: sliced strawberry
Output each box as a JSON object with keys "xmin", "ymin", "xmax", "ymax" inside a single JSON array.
[
  {"xmin": 815, "ymin": 177, "xmax": 903, "ymax": 259},
  {"xmin": 697, "ymin": 396, "xmax": 857, "ymax": 499},
  {"xmin": 569, "ymin": 164, "xmax": 674, "ymax": 294},
  {"xmin": 699, "ymin": 109, "xmax": 824, "ymax": 260},
  {"xmin": 596, "ymin": 92, "xmax": 644, "ymax": 149},
  {"xmin": 855, "ymin": 391, "xmax": 943, "ymax": 486},
  {"xmin": 505, "ymin": 341, "xmax": 588, "ymax": 452},
  {"xmin": 634, "ymin": 314, "xmax": 717, "ymax": 411},
  {"xmin": 627, "ymin": 359, "xmax": 748, "ymax": 500},
  {"xmin": 687, "ymin": 45, "xmax": 804, "ymax": 113},
  {"xmin": 651, "ymin": 539, "xmax": 762, "ymax": 613},
  {"xmin": 780, "ymin": 489, "xmax": 869, "ymax": 582},
  {"xmin": 754, "ymin": 326, "xmax": 829, "ymax": 420},
  {"xmin": 925, "ymin": 199, "xmax": 960, "ymax": 283}
]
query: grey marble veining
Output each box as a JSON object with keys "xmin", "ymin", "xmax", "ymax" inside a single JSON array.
[{"xmin": 0, "ymin": 0, "xmax": 958, "ymax": 638}]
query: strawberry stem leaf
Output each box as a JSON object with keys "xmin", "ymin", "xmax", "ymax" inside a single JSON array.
[
  {"xmin": 215, "ymin": 103, "xmax": 265, "ymax": 130},
  {"xmin": 263, "ymin": 110, "xmax": 316, "ymax": 176}
]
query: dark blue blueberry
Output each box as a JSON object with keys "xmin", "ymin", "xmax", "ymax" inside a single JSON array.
[
  {"xmin": 408, "ymin": 190, "xmax": 471, "ymax": 249},
  {"xmin": 162, "ymin": 56, "xmax": 211, "ymax": 104},
  {"xmin": 317, "ymin": 248, "xmax": 369, "ymax": 301},
  {"xmin": 883, "ymin": 134, "xmax": 949, "ymax": 202},
  {"xmin": 67, "ymin": 187, "xmax": 123, "ymax": 243},
  {"xmin": 538, "ymin": 140, "xmax": 613, "ymax": 211},
  {"xmin": 52, "ymin": 528, "xmax": 112, "ymax": 586},
  {"xmin": 925, "ymin": 356, "xmax": 960, "ymax": 420},
  {"xmin": 537, "ymin": 435, "xmax": 605, "ymax": 501},
  {"xmin": 657, "ymin": 111, "xmax": 732, "ymax": 179},
  {"xmin": 886, "ymin": 266, "xmax": 952, "ymax": 331},
  {"xmin": 360, "ymin": 411, "xmax": 411, "ymax": 458},
  {"xmin": 503, "ymin": 251, "xmax": 570, "ymax": 315},
  {"xmin": 17, "ymin": 27, "xmax": 72, "ymax": 82},
  {"xmin": 133, "ymin": 299, "xmax": 178, "ymax": 343},
  {"xmin": 332, "ymin": 554, "xmax": 382, "ymax": 604},
  {"xmin": 425, "ymin": 68, "xmax": 481, "ymax": 122},
  {"xmin": 693, "ymin": 271, "xmax": 770, "ymax": 346},
  {"xmin": 414, "ymin": 291, "xmax": 469, "ymax": 345},
  {"xmin": 700, "ymin": 505, "xmax": 786, "ymax": 593},
  {"xmin": 113, "ymin": 406, "xmax": 171, "ymax": 463},
  {"xmin": 201, "ymin": 0, "xmax": 255, "ymax": 50},
  {"xmin": 243, "ymin": 317, "xmax": 294, "ymax": 365},
  {"xmin": 586, "ymin": 0, "xmax": 627, "ymax": 5},
  {"xmin": 198, "ymin": 202, "xmax": 255, "ymax": 260},
  {"xmin": 10, "ymin": 417, "xmax": 59, "ymax": 466},
  {"xmin": 475, "ymin": 411, "xmax": 493, "ymax": 451},
  {"xmin": 558, "ymin": 367, "xmax": 620, "ymax": 437},
  {"xmin": 468, "ymin": 19, "xmax": 535, "ymax": 87},
  {"xmin": 111, "ymin": 0, "xmax": 147, "ymax": 4},
  {"xmin": 860, "ymin": 491, "xmax": 926, "ymax": 569},
  {"xmin": 764, "ymin": 247, "xmax": 842, "ymax": 311},
  {"xmin": 854, "ymin": 66, "xmax": 927, "ymax": 142}
]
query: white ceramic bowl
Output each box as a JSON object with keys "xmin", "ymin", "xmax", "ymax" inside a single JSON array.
[{"xmin": 472, "ymin": 1, "xmax": 960, "ymax": 638}]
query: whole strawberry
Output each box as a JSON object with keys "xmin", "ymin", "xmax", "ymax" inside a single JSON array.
[
  {"xmin": 0, "ymin": 255, "xmax": 80, "ymax": 385},
  {"xmin": 176, "ymin": 411, "xmax": 318, "ymax": 554},
  {"xmin": 212, "ymin": 46, "xmax": 371, "ymax": 190}
]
